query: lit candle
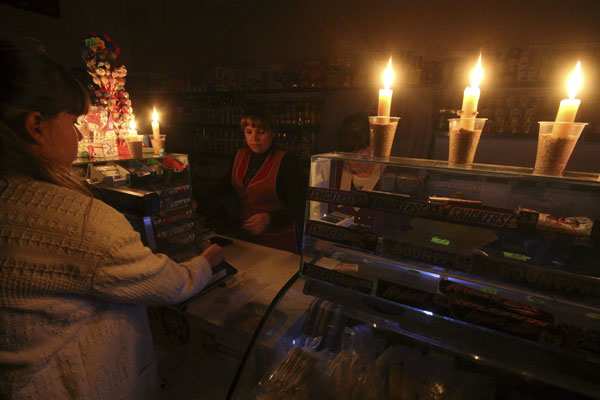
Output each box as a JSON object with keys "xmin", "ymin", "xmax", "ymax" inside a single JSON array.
[
  {"xmin": 552, "ymin": 61, "xmax": 582, "ymax": 138},
  {"xmin": 377, "ymin": 57, "xmax": 394, "ymax": 117},
  {"xmin": 460, "ymin": 54, "xmax": 483, "ymax": 130},
  {"xmin": 151, "ymin": 107, "xmax": 160, "ymax": 140},
  {"xmin": 128, "ymin": 119, "xmax": 138, "ymax": 136}
]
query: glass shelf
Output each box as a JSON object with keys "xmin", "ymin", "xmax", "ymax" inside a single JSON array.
[
  {"xmin": 230, "ymin": 276, "xmax": 600, "ymax": 399},
  {"xmin": 302, "ymin": 277, "xmax": 600, "ymax": 398},
  {"xmin": 314, "ymin": 152, "xmax": 600, "ymax": 184}
]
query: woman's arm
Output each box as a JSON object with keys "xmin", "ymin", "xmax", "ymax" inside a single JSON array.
[{"xmin": 87, "ymin": 200, "xmax": 223, "ymax": 305}]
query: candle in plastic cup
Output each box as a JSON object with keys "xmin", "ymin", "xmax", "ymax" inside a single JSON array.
[
  {"xmin": 126, "ymin": 135, "xmax": 144, "ymax": 159},
  {"xmin": 151, "ymin": 134, "xmax": 166, "ymax": 155},
  {"xmin": 448, "ymin": 118, "xmax": 487, "ymax": 165},
  {"xmin": 368, "ymin": 116, "xmax": 400, "ymax": 157},
  {"xmin": 534, "ymin": 122, "xmax": 587, "ymax": 175}
]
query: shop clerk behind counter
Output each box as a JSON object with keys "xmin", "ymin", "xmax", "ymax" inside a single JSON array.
[
  {"xmin": 334, "ymin": 113, "xmax": 386, "ymax": 228},
  {"xmin": 199, "ymin": 105, "xmax": 307, "ymax": 253}
]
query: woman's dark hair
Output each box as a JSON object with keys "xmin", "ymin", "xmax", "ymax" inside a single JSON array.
[
  {"xmin": 0, "ymin": 36, "xmax": 91, "ymax": 194},
  {"xmin": 337, "ymin": 113, "xmax": 370, "ymax": 152},
  {"xmin": 240, "ymin": 103, "xmax": 278, "ymax": 133}
]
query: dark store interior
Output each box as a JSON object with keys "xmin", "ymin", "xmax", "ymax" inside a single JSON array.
[
  {"xmin": 3, "ymin": 1, "xmax": 600, "ymax": 166},
  {"xmin": 2, "ymin": 1, "xmax": 600, "ymax": 399}
]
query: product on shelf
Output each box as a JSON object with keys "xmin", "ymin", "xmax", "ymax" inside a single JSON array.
[
  {"xmin": 255, "ymin": 324, "xmax": 498, "ymax": 400},
  {"xmin": 73, "ymin": 154, "xmax": 196, "ymax": 258},
  {"xmin": 302, "ymin": 153, "xmax": 600, "ymax": 357}
]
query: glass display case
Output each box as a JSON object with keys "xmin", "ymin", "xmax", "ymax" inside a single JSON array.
[{"xmin": 228, "ymin": 153, "xmax": 600, "ymax": 399}]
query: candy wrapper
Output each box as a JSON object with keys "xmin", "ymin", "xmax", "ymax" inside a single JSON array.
[{"xmin": 537, "ymin": 214, "xmax": 593, "ymax": 237}]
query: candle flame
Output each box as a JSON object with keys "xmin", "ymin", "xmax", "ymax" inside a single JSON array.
[
  {"xmin": 129, "ymin": 119, "xmax": 136, "ymax": 130},
  {"xmin": 470, "ymin": 54, "xmax": 483, "ymax": 89},
  {"xmin": 152, "ymin": 108, "xmax": 159, "ymax": 124},
  {"xmin": 567, "ymin": 61, "xmax": 582, "ymax": 99},
  {"xmin": 382, "ymin": 56, "xmax": 394, "ymax": 89}
]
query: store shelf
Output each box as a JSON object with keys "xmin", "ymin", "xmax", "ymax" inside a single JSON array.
[
  {"xmin": 130, "ymin": 87, "xmax": 337, "ymax": 97},
  {"xmin": 299, "ymin": 153, "xmax": 600, "ymax": 369},
  {"xmin": 316, "ymin": 152, "xmax": 600, "ymax": 183},
  {"xmin": 302, "ymin": 242, "xmax": 600, "ymax": 330}
]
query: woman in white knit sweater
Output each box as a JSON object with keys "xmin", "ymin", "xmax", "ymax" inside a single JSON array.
[{"xmin": 0, "ymin": 37, "xmax": 223, "ymax": 399}]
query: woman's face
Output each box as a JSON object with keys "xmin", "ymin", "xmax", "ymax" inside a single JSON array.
[
  {"xmin": 38, "ymin": 111, "xmax": 83, "ymax": 167},
  {"xmin": 244, "ymin": 120, "xmax": 274, "ymax": 154},
  {"xmin": 347, "ymin": 146, "xmax": 375, "ymax": 176}
]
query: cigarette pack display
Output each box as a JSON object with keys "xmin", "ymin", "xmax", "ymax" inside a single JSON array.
[
  {"xmin": 152, "ymin": 207, "xmax": 193, "ymax": 227},
  {"xmin": 127, "ymin": 159, "xmax": 154, "ymax": 185},
  {"xmin": 155, "ymin": 221, "xmax": 195, "ymax": 240},
  {"xmin": 87, "ymin": 163, "xmax": 130, "ymax": 186},
  {"xmin": 153, "ymin": 183, "xmax": 191, "ymax": 198},
  {"xmin": 72, "ymin": 153, "xmax": 197, "ymax": 258},
  {"xmin": 160, "ymin": 195, "xmax": 192, "ymax": 211},
  {"xmin": 228, "ymin": 153, "xmax": 600, "ymax": 400},
  {"xmin": 161, "ymin": 156, "xmax": 186, "ymax": 173}
]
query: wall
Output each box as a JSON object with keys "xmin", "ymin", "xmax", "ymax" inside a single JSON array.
[{"xmin": 1, "ymin": 0, "xmax": 600, "ymax": 72}]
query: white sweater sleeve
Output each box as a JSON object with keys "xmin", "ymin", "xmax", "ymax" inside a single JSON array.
[{"xmin": 87, "ymin": 199, "xmax": 212, "ymax": 305}]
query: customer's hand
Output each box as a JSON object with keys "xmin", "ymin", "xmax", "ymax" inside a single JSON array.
[
  {"xmin": 242, "ymin": 212, "xmax": 271, "ymax": 235},
  {"xmin": 201, "ymin": 244, "xmax": 224, "ymax": 267}
]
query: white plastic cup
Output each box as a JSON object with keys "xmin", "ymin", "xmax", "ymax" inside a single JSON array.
[
  {"xmin": 368, "ymin": 116, "xmax": 400, "ymax": 157},
  {"xmin": 448, "ymin": 118, "xmax": 487, "ymax": 165},
  {"xmin": 534, "ymin": 122, "xmax": 588, "ymax": 175},
  {"xmin": 126, "ymin": 135, "xmax": 144, "ymax": 159},
  {"xmin": 151, "ymin": 134, "xmax": 166, "ymax": 156}
]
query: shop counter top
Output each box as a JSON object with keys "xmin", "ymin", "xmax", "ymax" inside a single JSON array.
[
  {"xmin": 153, "ymin": 236, "xmax": 302, "ymax": 398},
  {"xmin": 184, "ymin": 235, "xmax": 301, "ymax": 339}
]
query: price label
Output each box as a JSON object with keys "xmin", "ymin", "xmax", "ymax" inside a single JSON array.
[
  {"xmin": 431, "ymin": 236, "xmax": 450, "ymax": 246},
  {"xmin": 479, "ymin": 287, "xmax": 497, "ymax": 295},
  {"xmin": 503, "ymin": 251, "xmax": 529, "ymax": 262},
  {"xmin": 526, "ymin": 295, "xmax": 546, "ymax": 305}
]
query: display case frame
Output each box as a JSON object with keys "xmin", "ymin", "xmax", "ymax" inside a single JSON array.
[{"xmin": 228, "ymin": 153, "xmax": 600, "ymax": 399}]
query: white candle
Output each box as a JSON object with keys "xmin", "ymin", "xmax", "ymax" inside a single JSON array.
[
  {"xmin": 377, "ymin": 57, "xmax": 394, "ymax": 117},
  {"xmin": 128, "ymin": 119, "xmax": 138, "ymax": 136},
  {"xmin": 552, "ymin": 61, "xmax": 582, "ymax": 138},
  {"xmin": 151, "ymin": 108, "xmax": 160, "ymax": 140},
  {"xmin": 460, "ymin": 54, "xmax": 483, "ymax": 131}
]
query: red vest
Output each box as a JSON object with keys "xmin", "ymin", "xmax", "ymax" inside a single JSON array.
[{"xmin": 231, "ymin": 147, "xmax": 298, "ymax": 253}]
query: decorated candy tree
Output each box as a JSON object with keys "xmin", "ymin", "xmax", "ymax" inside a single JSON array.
[{"xmin": 78, "ymin": 34, "xmax": 136, "ymax": 158}]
